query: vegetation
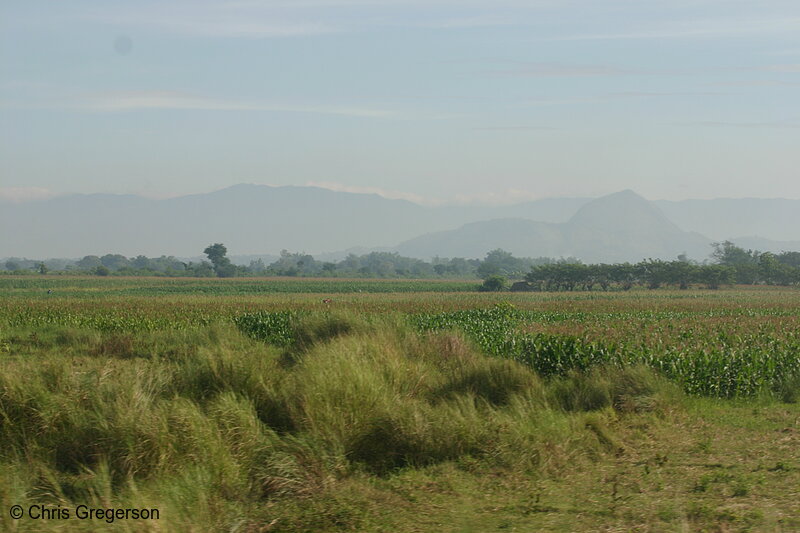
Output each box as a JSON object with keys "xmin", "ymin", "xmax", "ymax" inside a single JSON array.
[
  {"xmin": 204, "ymin": 243, "xmax": 236, "ymax": 278},
  {"xmin": 5, "ymin": 242, "xmax": 800, "ymax": 290},
  {"xmin": 1, "ymin": 277, "xmax": 799, "ymax": 531}
]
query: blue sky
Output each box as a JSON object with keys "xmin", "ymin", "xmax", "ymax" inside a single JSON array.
[{"xmin": 2, "ymin": 0, "xmax": 799, "ymax": 204}]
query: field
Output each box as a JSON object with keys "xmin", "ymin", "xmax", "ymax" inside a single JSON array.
[{"xmin": 1, "ymin": 276, "xmax": 799, "ymax": 532}]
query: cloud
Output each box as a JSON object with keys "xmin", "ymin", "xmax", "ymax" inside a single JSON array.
[
  {"xmin": 707, "ymin": 80, "xmax": 800, "ymax": 87},
  {"xmin": 143, "ymin": 20, "xmax": 336, "ymax": 39},
  {"xmin": 490, "ymin": 62, "xmax": 636, "ymax": 78},
  {"xmin": 62, "ymin": 91, "xmax": 398, "ymax": 118},
  {"xmin": 420, "ymin": 15, "xmax": 517, "ymax": 29},
  {"xmin": 473, "ymin": 125, "xmax": 557, "ymax": 131},
  {"xmin": 761, "ymin": 64, "xmax": 800, "ymax": 73},
  {"xmin": 306, "ymin": 181, "xmax": 546, "ymax": 206},
  {"xmin": 0, "ymin": 187, "xmax": 57, "ymax": 203},
  {"xmin": 451, "ymin": 189, "xmax": 542, "ymax": 206},
  {"xmin": 686, "ymin": 120, "xmax": 800, "ymax": 129},
  {"xmin": 604, "ymin": 91, "xmax": 723, "ymax": 98},
  {"xmin": 558, "ymin": 16, "xmax": 800, "ymax": 41},
  {"xmin": 86, "ymin": 3, "xmax": 338, "ymax": 38},
  {"xmin": 305, "ymin": 181, "xmax": 435, "ymax": 205}
]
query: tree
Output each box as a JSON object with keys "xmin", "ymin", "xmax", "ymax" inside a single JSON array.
[
  {"xmin": 663, "ymin": 260, "xmax": 696, "ymax": 289},
  {"xmin": 477, "ymin": 249, "xmax": 528, "ymax": 279},
  {"xmin": 77, "ymin": 255, "xmax": 102, "ymax": 270},
  {"xmin": 100, "ymin": 254, "xmax": 130, "ymax": 271},
  {"xmin": 776, "ymin": 251, "xmax": 800, "ymax": 269},
  {"xmin": 711, "ymin": 241, "xmax": 758, "ymax": 266},
  {"xmin": 132, "ymin": 255, "xmax": 152, "ymax": 270},
  {"xmin": 480, "ymin": 275, "xmax": 507, "ymax": 292},
  {"xmin": 92, "ymin": 265, "xmax": 110, "ymax": 276},
  {"xmin": 37, "ymin": 262, "xmax": 48, "ymax": 275},
  {"xmin": 187, "ymin": 261, "xmax": 215, "ymax": 277},
  {"xmin": 204, "ymin": 243, "xmax": 235, "ymax": 278},
  {"xmin": 695, "ymin": 265, "xmax": 733, "ymax": 290}
]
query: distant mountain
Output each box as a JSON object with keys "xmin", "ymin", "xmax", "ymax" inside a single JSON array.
[
  {"xmin": 0, "ymin": 184, "xmax": 586, "ymax": 258},
  {"xmin": 725, "ymin": 236, "xmax": 800, "ymax": 255},
  {"xmin": 397, "ymin": 191, "xmax": 711, "ymax": 262},
  {"xmin": 564, "ymin": 190, "xmax": 710, "ymax": 262},
  {"xmin": 2, "ymin": 184, "xmax": 799, "ymax": 261},
  {"xmin": 396, "ymin": 218, "xmax": 564, "ymax": 259},
  {"xmin": 655, "ymin": 198, "xmax": 800, "ymax": 242}
]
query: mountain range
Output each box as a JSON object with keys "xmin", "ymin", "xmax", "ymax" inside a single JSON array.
[{"xmin": 2, "ymin": 184, "xmax": 799, "ymax": 262}]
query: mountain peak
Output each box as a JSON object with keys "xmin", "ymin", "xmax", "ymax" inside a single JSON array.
[{"xmin": 568, "ymin": 190, "xmax": 664, "ymax": 226}]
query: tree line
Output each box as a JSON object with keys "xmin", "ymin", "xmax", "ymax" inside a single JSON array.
[
  {"xmin": 484, "ymin": 241, "xmax": 800, "ymax": 291},
  {"xmin": 1, "ymin": 246, "xmax": 570, "ymax": 280},
  {"xmin": 3, "ymin": 241, "xmax": 800, "ymax": 289}
]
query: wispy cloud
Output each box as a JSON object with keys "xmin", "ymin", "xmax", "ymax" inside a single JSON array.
[
  {"xmin": 34, "ymin": 91, "xmax": 399, "ymax": 119},
  {"xmin": 761, "ymin": 64, "xmax": 800, "ymax": 73},
  {"xmin": 472, "ymin": 125, "xmax": 557, "ymax": 131},
  {"xmin": 604, "ymin": 91, "xmax": 723, "ymax": 98},
  {"xmin": 305, "ymin": 181, "xmax": 434, "ymax": 205},
  {"xmin": 451, "ymin": 189, "xmax": 542, "ymax": 206},
  {"xmin": 84, "ymin": 2, "xmax": 339, "ymax": 38},
  {"xmin": 305, "ymin": 181, "xmax": 546, "ymax": 206},
  {"xmin": 0, "ymin": 187, "xmax": 57, "ymax": 203},
  {"xmin": 707, "ymin": 80, "xmax": 800, "ymax": 87},
  {"xmin": 558, "ymin": 16, "xmax": 800, "ymax": 41},
  {"xmin": 489, "ymin": 62, "xmax": 636, "ymax": 78},
  {"xmin": 136, "ymin": 19, "xmax": 336, "ymax": 39},
  {"xmin": 686, "ymin": 120, "xmax": 800, "ymax": 129},
  {"xmin": 420, "ymin": 15, "xmax": 517, "ymax": 29}
]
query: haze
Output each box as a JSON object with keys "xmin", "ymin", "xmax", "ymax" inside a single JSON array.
[{"xmin": 2, "ymin": 0, "xmax": 800, "ymax": 205}]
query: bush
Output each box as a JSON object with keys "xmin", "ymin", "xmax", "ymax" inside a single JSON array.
[{"xmin": 479, "ymin": 275, "xmax": 507, "ymax": 292}]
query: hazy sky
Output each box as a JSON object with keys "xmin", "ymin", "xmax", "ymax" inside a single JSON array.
[{"xmin": 2, "ymin": 0, "xmax": 800, "ymax": 205}]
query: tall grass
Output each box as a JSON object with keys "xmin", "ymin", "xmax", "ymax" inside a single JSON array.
[{"xmin": 0, "ymin": 315, "xmax": 674, "ymax": 531}]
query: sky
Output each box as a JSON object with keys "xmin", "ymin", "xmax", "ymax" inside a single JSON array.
[{"xmin": 2, "ymin": 0, "xmax": 800, "ymax": 205}]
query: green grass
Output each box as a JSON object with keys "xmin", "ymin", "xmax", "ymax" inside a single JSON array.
[
  {"xmin": 234, "ymin": 304, "xmax": 800, "ymax": 398},
  {"xmin": 0, "ymin": 276, "xmax": 481, "ymax": 298},
  {"xmin": 1, "ymin": 277, "xmax": 799, "ymax": 531}
]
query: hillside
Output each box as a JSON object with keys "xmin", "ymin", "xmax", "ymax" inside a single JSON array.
[
  {"xmin": 2, "ymin": 185, "xmax": 799, "ymax": 261},
  {"xmin": 397, "ymin": 190, "xmax": 711, "ymax": 262},
  {"xmin": 0, "ymin": 185, "xmax": 586, "ymax": 258}
]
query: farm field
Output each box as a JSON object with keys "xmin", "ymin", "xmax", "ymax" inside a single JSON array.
[{"xmin": 1, "ymin": 276, "xmax": 799, "ymax": 532}]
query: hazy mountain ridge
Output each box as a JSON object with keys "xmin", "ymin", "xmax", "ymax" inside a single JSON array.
[
  {"xmin": 655, "ymin": 198, "xmax": 800, "ymax": 242},
  {"xmin": 397, "ymin": 191, "xmax": 712, "ymax": 262},
  {"xmin": 0, "ymin": 184, "xmax": 587, "ymax": 258},
  {"xmin": 2, "ymin": 184, "xmax": 799, "ymax": 262}
]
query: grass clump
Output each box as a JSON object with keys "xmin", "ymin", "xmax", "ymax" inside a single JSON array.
[{"xmin": 0, "ymin": 314, "xmax": 711, "ymax": 531}]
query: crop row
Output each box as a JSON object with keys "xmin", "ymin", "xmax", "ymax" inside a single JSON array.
[
  {"xmin": 0, "ymin": 277, "xmax": 479, "ymax": 297},
  {"xmin": 234, "ymin": 305, "xmax": 800, "ymax": 398}
]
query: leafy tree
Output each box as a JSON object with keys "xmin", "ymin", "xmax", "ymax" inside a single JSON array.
[
  {"xmin": 776, "ymin": 251, "xmax": 800, "ymax": 268},
  {"xmin": 477, "ymin": 249, "xmax": 530, "ymax": 279},
  {"xmin": 77, "ymin": 255, "xmax": 102, "ymax": 270},
  {"xmin": 92, "ymin": 265, "xmax": 110, "ymax": 276},
  {"xmin": 248, "ymin": 259, "xmax": 267, "ymax": 275},
  {"xmin": 100, "ymin": 254, "xmax": 130, "ymax": 270},
  {"xmin": 695, "ymin": 265, "xmax": 733, "ymax": 290},
  {"xmin": 711, "ymin": 241, "xmax": 758, "ymax": 266},
  {"xmin": 663, "ymin": 260, "xmax": 696, "ymax": 289},
  {"xmin": 204, "ymin": 243, "xmax": 235, "ymax": 277},
  {"xmin": 132, "ymin": 255, "xmax": 152, "ymax": 270},
  {"xmin": 37, "ymin": 262, "xmax": 48, "ymax": 275},
  {"xmin": 479, "ymin": 275, "xmax": 507, "ymax": 292},
  {"xmin": 187, "ymin": 261, "xmax": 215, "ymax": 277},
  {"xmin": 609, "ymin": 263, "xmax": 636, "ymax": 290}
]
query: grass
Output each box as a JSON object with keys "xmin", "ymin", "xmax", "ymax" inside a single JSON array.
[{"xmin": 1, "ymin": 277, "xmax": 799, "ymax": 531}]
